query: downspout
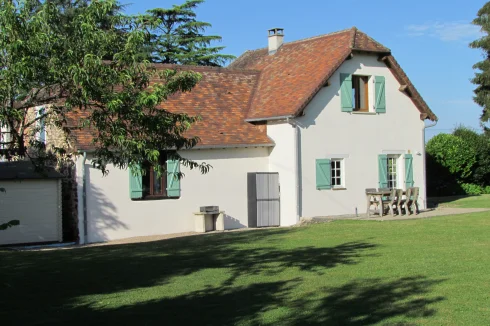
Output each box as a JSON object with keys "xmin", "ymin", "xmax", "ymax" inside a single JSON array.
[
  {"xmin": 422, "ymin": 119, "xmax": 438, "ymax": 209},
  {"xmin": 287, "ymin": 118, "xmax": 301, "ymax": 223},
  {"xmin": 81, "ymin": 152, "xmax": 88, "ymax": 244}
]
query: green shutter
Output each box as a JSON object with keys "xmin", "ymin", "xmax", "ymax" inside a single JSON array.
[
  {"xmin": 167, "ymin": 160, "xmax": 181, "ymax": 197},
  {"xmin": 405, "ymin": 154, "xmax": 414, "ymax": 188},
  {"xmin": 316, "ymin": 159, "xmax": 331, "ymax": 190},
  {"xmin": 374, "ymin": 76, "xmax": 386, "ymax": 113},
  {"xmin": 129, "ymin": 165, "xmax": 143, "ymax": 199},
  {"xmin": 378, "ymin": 154, "xmax": 388, "ymax": 188},
  {"xmin": 340, "ymin": 73, "xmax": 353, "ymax": 112}
]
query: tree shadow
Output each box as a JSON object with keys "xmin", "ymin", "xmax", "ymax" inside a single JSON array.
[
  {"xmin": 23, "ymin": 275, "xmax": 444, "ymax": 325},
  {"xmin": 289, "ymin": 276, "xmax": 445, "ymax": 325},
  {"xmin": 0, "ymin": 229, "xmax": 379, "ymax": 325}
]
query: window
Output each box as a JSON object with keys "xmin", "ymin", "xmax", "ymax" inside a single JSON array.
[
  {"xmin": 129, "ymin": 152, "xmax": 181, "ymax": 200},
  {"xmin": 387, "ymin": 155, "xmax": 398, "ymax": 188},
  {"xmin": 142, "ymin": 152, "xmax": 168, "ymax": 198},
  {"xmin": 330, "ymin": 159, "xmax": 344, "ymax": 188},
  {"xmin": 352, "ymin": 75, "xmax": 370, "ymax": 111}
]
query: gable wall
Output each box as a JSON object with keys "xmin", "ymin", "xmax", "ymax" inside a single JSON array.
[{"xmin": 297, "ymin": 54, "xmax": 426, "ymax": 217}]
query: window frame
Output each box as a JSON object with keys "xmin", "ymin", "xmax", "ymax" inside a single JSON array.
[
  {"xmin": 352, "ymin": 75, "xmax": 371, "ymax": 112},
  {"xmin": 386, "ymin": 154, "xmax": 402, "ymax": 189},
  {"xmin": 140, "ymin": 152, "xmax": 179, "ymax": 200},
  {"xmin": 330, "ymin": 158, "xmax": 345, "ymax": 189}
]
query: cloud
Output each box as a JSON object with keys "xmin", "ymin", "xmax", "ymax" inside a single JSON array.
[{"xmin": 405, "ymin": 21, "xmax": 481, "ymax": 41}]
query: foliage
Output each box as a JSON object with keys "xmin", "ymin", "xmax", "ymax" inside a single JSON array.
[
  {"xmin": 0, "ymin": 219, "xmax": 20, "ymax": 231},
  {"xmin": 0, "ymin": 0, "xmax": 219, "ymax": 175},
  {"xmin": 426, "ymin": 134, "xmax": 477, "ymax": 179},
  {"xmin": 453, "ymin": 126, "xmax": 490, "ymax": 185},
  {"xmin": 143, "ymin": 0, "xmax": 235, "ymax": 66},
  {"xmin": 470, "ymin": 2, "xmax": 490, "ymax": 126}
]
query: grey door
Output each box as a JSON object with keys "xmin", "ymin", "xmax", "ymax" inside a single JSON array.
[{"xmin": 248, "ymin": 173, "xmax": 280, "ymax": 227}]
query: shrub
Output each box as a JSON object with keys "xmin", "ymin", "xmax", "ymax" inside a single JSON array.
[
  {"xmin": 460, "ymin": 183, "xmax": 484, "ymax": 195},
  {"xmin": 453, "ymin": 126, "xmax": 490, "ymax": 186},
  {"xmin": 426, "ymin": 134, "xmax": 477, "ymax": 179}
]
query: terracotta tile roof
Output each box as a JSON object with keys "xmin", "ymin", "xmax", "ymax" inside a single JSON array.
[
  {"xmin": 230, "ymin": 27, "xmax": 436, "ymax": 121},
  {"xmin": 67, "ymin": 66, "xmax": 273, "ymax": 150},
  {"xmin": 67, "ymin": 27, "xmax": 436, "ymax": 150}
]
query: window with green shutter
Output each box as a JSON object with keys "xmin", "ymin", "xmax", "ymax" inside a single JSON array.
[
  {"xmin": 129, "ymin": 152, "xmax": 181, "ymax": 200},
  {"xmin": 340, "ymin": 73, "xmax": 353, "ymax": 112},
  {"xmin": 374, "ymin": 76, "xmax": 386, "ymax": 113},
  {"xmin": 316, "ymin": 159, "xmax": 332, "ymax": 190},
  {"xmin": 378, "ymin": 154, "xmax": 388, "ymax": 188},
  {"xmin": 405, "ymin": 154, "xmax": 414, "ymax": 188}
]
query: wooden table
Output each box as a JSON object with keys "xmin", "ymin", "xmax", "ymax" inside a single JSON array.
[{"xmin": 366, "ymin": 190, "xmax": 406, "ymax": 217}]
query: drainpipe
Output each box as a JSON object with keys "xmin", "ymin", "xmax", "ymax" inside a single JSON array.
[
  {"xmin": 422, "ymin": 120, "xmax": 438, "ymax": 209},
  {"xmin": 287, "ymin": 118, "xmax": 301, "ymax": 223}
]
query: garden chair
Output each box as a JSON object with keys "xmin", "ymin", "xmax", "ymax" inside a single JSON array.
[
  {"xmin": 366, "ymin": 188, "xmax": 378, "ymax": 216},
  {"xmin": 394, "ymin": 189, "xmax": 404, "ymax": 215},
  {"xmin": 381, "ymin": 188, "xmax": 398, "ymax": 216},
  {"xmin": 406, "ymin": 187, "xmax": 420, "ymax": 215}
]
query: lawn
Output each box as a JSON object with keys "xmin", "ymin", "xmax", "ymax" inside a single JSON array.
[{"xmin": 1, "ymin": 197, "xmax": 490, "ymax": 325}]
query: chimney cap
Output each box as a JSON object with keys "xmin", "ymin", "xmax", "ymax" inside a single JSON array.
[{"xmin": 268, "ymin": 28, "xmax": 284, "ymax": 36}]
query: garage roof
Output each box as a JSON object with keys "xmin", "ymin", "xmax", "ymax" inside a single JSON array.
[{"xmin": 0, "ymin": 161, "xmax": 64, "ymax": 180}]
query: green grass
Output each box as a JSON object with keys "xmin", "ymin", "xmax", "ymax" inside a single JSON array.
[
  {"xmin": 2, "ymin": 202, "xmax": 490, "ymax": 325},
  {"xmin": 430, "ymin": 194, "xmax": 490, "ymax": 208}
]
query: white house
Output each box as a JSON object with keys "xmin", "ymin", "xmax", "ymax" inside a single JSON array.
[{"xmin": 65, "ymin": 27, "xmax": 437, "ymax": 244}]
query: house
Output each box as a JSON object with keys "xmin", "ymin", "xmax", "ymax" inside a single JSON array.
[{"xmin": 33, "ymin": 27, "xmax": 439, "ymax": 244}]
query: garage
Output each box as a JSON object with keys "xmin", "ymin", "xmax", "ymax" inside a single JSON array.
[{"xmin": 0, "ymin": 161, "xmax": 63, "ymax": 245}]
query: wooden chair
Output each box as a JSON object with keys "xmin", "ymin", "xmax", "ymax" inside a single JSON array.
[
  {"xmin": 389, "ymin": 189, "xmax": 403, "ymax": 216},
  {"xmin": 406, "ymin": 187, "xmax": 420, "ymax": 215},
  {"xmin": 366, "ymin": 188, "xmax": 378, "ymax": 216},
  {"xmin": 381, "ymin": 188, "xmax": 398, "ymax": 216}
]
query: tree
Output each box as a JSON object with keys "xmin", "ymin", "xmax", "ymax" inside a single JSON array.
[
  {"xmin": 144, "ymin": 0, "xmax": 235, "ymax": 66},
  {"xmin": 470, "ymin": 2, "xmax": 490, "ymax": 128},
  {"xmin": 0, "ymin": 0, "xmax": 212, "ymax": 175}
]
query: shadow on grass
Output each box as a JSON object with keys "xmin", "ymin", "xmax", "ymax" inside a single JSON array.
[{"xmin": 0, "ymin": 228, "xmax": 443, "ymax": 325}]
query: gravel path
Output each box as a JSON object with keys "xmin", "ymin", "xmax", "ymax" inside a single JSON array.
[{"xmin": 305, "ymin": 207, "xmax": 490, "ymax": 223}]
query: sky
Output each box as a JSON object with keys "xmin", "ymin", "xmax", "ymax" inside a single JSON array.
[{"xmin": 125, "ymin": 0, "xmax": 486, "ymax": 139}]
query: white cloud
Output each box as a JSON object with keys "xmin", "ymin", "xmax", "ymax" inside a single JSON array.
[{"xmin": 405, "ymin": 21, "xmax": 481, "ymax": 42}]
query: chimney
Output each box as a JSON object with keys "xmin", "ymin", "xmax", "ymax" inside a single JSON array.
[{"xmin": 268, "ymin": 28, "xmax": 284, "ymax": 55}]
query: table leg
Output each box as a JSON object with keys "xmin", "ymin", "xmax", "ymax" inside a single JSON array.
[
  {"xmin": 378, "ymin": 195, "xmax": 383, "ymax": 217},
  {"xmin": 366, "ymin": 195, "xmax": 371, "ymax": 217}
]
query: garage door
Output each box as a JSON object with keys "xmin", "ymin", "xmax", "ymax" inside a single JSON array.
[{"xmin": 0, "ymin": 180, "xmax": 61, "ymax": 245}]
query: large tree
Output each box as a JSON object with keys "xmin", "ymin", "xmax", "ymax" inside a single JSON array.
[
  {"xmin": 471, "ymin": 2, "xmax": 490, "ymax": 127},
  {"xmin": 144, "ymin": 0, "xmax": 235, "ymax": 66},
  {"xmin": 0, "ymin": 0, "xmax": 213, "ymax": 175}
]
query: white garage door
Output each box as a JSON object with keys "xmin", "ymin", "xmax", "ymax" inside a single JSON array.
[{"xmin": 0, "ymin": 179, "xmax": 61, "ymax": 245}]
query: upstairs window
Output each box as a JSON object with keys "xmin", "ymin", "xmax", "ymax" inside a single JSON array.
[{"xmin": 352, "ymin": 75, "xmax": 370, "ymax": 112}]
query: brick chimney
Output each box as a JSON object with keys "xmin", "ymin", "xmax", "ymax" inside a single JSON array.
[{"xmin": 268, "ymin": 28, "xmax": 284, "ymax": 55}]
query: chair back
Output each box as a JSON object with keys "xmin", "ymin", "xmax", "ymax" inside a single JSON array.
[
  {"xmin": 410, "ymin": 187, "xmax": 419, "ymax": 201},
  {"xmin": 388, "ymin": 188, "xmax": 397, "ymax": 203},
  {"xmin": 396, "ymin": 189, "xmax": 404, "ymax": 205},
  {"xmin": 405, "ymin": 187, "xmax": 412, "ymax": 200}
]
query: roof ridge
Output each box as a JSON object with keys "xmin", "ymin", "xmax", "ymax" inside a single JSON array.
[
  {"xmin": 351, "ymin": 28, "xmax": 391, "ymax": 52},
  {"xmin": 151, "ymin": 63, "xmax": 261, "ymax": 75},
  {"xmin": 350, "ymin": 26, "xmax": 358, "ymax": 49},
  {"xmin": 236, "ymin": 28, "xmax": 354, "ymax": 54}
]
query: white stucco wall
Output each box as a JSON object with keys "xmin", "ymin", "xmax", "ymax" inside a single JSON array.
[
  {"xmin": 80, "ymin": 147, "xmax": 269, "ymax": 243},
  {"xmin": 297, "ymin": 54, "xmax": 426, "ymax": 218},
  {"xmin": 267, "ymin": 122, "xmax": 298, "ymax": 226}
]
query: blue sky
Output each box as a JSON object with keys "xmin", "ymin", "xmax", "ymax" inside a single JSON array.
[{"xmin": 126, "ymin": 0, "xmax": 485, "ymax": 138}]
